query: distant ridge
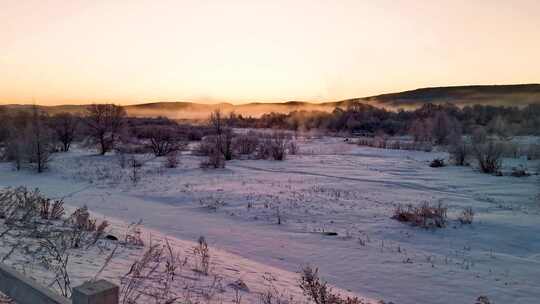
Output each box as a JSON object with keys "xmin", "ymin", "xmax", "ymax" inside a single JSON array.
[
  {"xmin": 2, "ymin": 84, "xmax": 539, "ymax": 119},
  {"xmin": 357, "ymin": 84, "xmax": 540, "ymax": 107}
]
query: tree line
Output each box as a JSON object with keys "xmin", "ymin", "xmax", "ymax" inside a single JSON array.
[{"xmin": 226, "ymin": 102, "xmax": 540, "ymax": 141}]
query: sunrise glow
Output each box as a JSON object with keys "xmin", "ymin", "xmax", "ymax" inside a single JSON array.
[{"xmin": 1, "ymin": 0, "xmax": 539, "ymax": 105}]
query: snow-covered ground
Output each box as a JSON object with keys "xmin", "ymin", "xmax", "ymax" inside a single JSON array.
[{"xmin": 1, "ymin": 136, "xmax": 539, "ymax": 304}]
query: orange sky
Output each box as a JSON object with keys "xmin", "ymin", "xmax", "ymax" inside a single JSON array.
[{"xmin": 1, "ymin": 0, "xmax": 539, "ymax": 105}]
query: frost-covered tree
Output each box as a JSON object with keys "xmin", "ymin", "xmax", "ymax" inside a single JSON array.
[
  {"xmin": 50, "ymin": 112, "xmax": 79, "ymax": 152},
  {"xmin": 26, "ymin": 105, "xmax": 53, "ymax": 173},
  {"xmin": 85, "ymin": 104, "xmax": 126, "ymax": 155}
]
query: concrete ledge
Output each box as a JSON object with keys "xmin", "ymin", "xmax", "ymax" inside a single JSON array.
[
  {"xmin": 0, "ymin": 263, "xmax": 70, "ymax": 304},
  {"xmin": 72, "ymin": 280, "xmax": 118, "ymax": 304}
]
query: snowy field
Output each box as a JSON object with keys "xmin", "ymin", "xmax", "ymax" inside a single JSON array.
[{"xmin": 1, "ymin": 136, "xmax": 539, "ymax": 304}]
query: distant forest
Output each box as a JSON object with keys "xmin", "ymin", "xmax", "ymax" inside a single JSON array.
[{"xmin": 226, "ymin": 103, "xmax": 540, "ymax": 139}]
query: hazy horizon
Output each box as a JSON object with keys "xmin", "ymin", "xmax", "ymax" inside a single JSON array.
[{"xmin": 2, "ymin": 0, "xmax": 540, "ymax": 105}]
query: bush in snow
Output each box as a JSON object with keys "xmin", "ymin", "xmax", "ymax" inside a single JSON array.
[
  {"xmin": 199, "ymin": 140, "xmax": 226, "ymax": 169},
  {"xmin": 257, "ymin": 130, "xmax": 290, "ymax": 161},
  {"xmin": 233, "ymin": 131, "xmax": 259, "ymax": 155},
  {"xmin": 392, "ymin": 202, "xmax": 448, "ymax": 229},
  {"xmin": 458, "ymin": 207, "xmax": 475, "ymax": 225},
  {"xmin": 193, "ymin": 236, "xmax": 211, "ymax": 275},
  {"xmin": 163, "ymin": 150, "xmax": 179, "ymax": 168},
  {"xmin": 526, "ymin": 143, "xmax": 540, "ymax": 160},
  {"xmin": 448, "ymin": 136, "xmax": 471, "ymax": 166},
  {"xmin": 510, "ymin": 165, "xmax": 530, "ymax": 177},
  {"xmin": 140, "ymin": 125, "xmax": 186, "ymax": 157},
  {"xmin": 473, "ymin": 140, "xmax": 503, "ymax": 174},
  {"xmin": 288, "ymin": 140, "xmax": 299, "ymax": 155},
  {"xmin": 299, "ymin": 265, "xmax": 367, "ymax": 304},
  {"xmin": 429, "ymin": 158, "xmax": 446, "ymax": 168},
  {"xmin": 471, "ymin": 129, "xmax": 503, "ymax": 174}
]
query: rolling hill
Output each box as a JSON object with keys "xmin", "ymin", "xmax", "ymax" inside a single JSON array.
[{"xmin": 2, "ymin": 84, "xmax": 539, "ymax": 119}]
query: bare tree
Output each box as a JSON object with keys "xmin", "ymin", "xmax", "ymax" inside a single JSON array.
[
  {"xmin": 49, "ymin": 112, "xmax": 78, "ymax": 152},
  {"xmin": 0, "ymin": 106, "xmax": 10, "ymax": 146},
  {"xmin": 430, "ymin": 112, "xmax": 451, "ymax": 145},
  {"xmin": 201, "ymin": 109, "xmax": 233, "ymax": 167},
  {"xmin": 447, "ymin": 127, "xmax": 469, "ymax": 166},
  {"xmin": 27, "ymin": 106, "xmax": 52, "ymax": 173},
  {"xmin": 409, "ymin": 119, "xmax": 432, "ymax": 143},
  {"xmin": 85, "ymin": 104, "xmax": 126, "ymax": 155}
]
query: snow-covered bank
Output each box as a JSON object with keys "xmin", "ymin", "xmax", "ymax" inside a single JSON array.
[{"xmin": 1, "ymin": 137, "xmax": 539, "ymax": 303}]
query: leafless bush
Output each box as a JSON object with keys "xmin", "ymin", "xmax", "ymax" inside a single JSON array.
[
  {"xmin": 142, "ymin": 125, "xmax": 186, "ymax": 157},
  {"xmin": 4, "ymin": 133, "xmax": 25, "ymax": 171},
  {"xmin": 39, "ymin": 238, "xmax": 72, "ymax": 297},
  {"xmin": 458, "ymin": 207, "xmax": 474, "ymax": 225},
  {"xmin": 274, "ymin": 205, "xmax": 282, "ymax": 225},
  {"xmin": 257, "ymin": 131, "xmax": 290, "ymax": 161},
  {"xmin": 299, "ymin": 265, "xmax": 366, "ymax": 304},
  {"xmin": 234, "ymin": 131, "xmax": 260, "ymax": 155},
  {"xmin": 68, "ymin": 206, "xmax": 96, "ymax": 231},
  {"xmin": 259, "ymin": 273, "xmax": 297, "ymax": 304},
  {"xmin": 123, "ymin": 221, "xmax": 145, "ymax": 247},
  {"xmin": 199, "ymin": 197, "xmax": 226, "ymax": 211},
  {"xmin": 117, "ymin": 149, "xmax": 127, "ymax": 168},
  {"xmin": 448, "ymin": 137, "xmax": 470, "ymax": 166},
  {"xmin": 429, "ymin": 158, "xmax": 445, "ymax": 168},
  {"xmin": 193, "ymin": 236, "xmax": 211, "ymax": 275},
  {"xmin": 526, "ymin": 143, "xmax": 540, "ymax": 160},
  {"xmin": 200, "ymin": 139, "xmax": 226, "ymax": 169},
  {"xmin": 392, "ymin": 202, "xmax": 448, "ymax": 229},
  {"xmin": 288, "ymin": 140, "xmax": 299, "ymax": 155},
  {"xmin": 471, "ymin": 129, "xmax": 503, "ymax": 174},
  {"xmin": 0, "ymin": 187, "xmax": 41, "ymax": 223},
  {"xmin": 39, "ymin": 198, "xmax": 65, "ymax": 220},
  {"xmin": 163, "ymin": 150, "xmax": 179, "ymax": 168},
  {"xmin": 194, "ymin": 137, "xmax": 214, "ymax": 156},
  {"xmin": 473, "ymin": 140, "xmax": 504, "ymax": 174},
  {"xmin": 475, "ymin": 296, "xmax": 491, "ymax": 304},
  {"xmin": 357, "ymin": 136, "xmax": 432, "ymax": 152},
  {"xmin": 511, "ymin": 165, "xmax": 530, "ymax": 177},
  {"xmin": 128, "ymin": 156, "xmax": 143, "ymax": 184},
  {"xmin": 120, "ymin": 240, "xmax": 185, "ymax": 304}
]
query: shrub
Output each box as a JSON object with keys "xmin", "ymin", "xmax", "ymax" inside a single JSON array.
[
  {"xmin": 0, "ymin": 187, "xmax": 41, "ymax": 222},
  {"xmin": 458, "ymin": 207, "xmax": 474, "ymax": 224},
  {"xmin": 142, "ymin": 125, "xmax": 186, "ymax": 157},
  {"xmin": 163, "ymin": 150, "xmax": 179, "ymax": 168},
  {"xmin": 256, "ymin": 131, "xmax": 290, "ymax": 161},
  {"xmin": 39, "ymin": 198, "xmax": 65, "ymax": 220},
  {"xmin": 472, "ymin": 133, "xmax": 503, "ymax": 174},
  {"xmin": 392, "ymin": 202, "xmax": 448, "ymax": 229},
  {"xmin": 120, "ymin": 240, "xmax": 183, "ymax": 304},
  {"xmin": 193, "ymin": 236, "xmax": 210, "ymax": 275},
  {"xmin": 511, "ymin": 165, "xmax": 530, "ymax": 177},
  {"xmin": 234, "ymin": 131, "xmax": 259, "ymax": 155},
  {"xmin": 200, "ymin": 142, "xmax": 225, "ymax": 169},
  {"xmin": 475, "ymin": 296, "xmax": 491, "ymax": 304},
  {"xmin": 299, "ymin": 265, "xmax": 366, "ymax": 304},
  {"xmin": 526, "ymin": 143, "xmax": 540, "ymax": 160},
  {"xmin": 288, "ymin": 140, "xmax": 299, "ymax": 155},
  {"xmin": 448, "ymin": 137, "xmax": 470, "ymax": 166},
  {"xmin": 429, "ymin": 158, "xmax": 445, "ymax": 168}
]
